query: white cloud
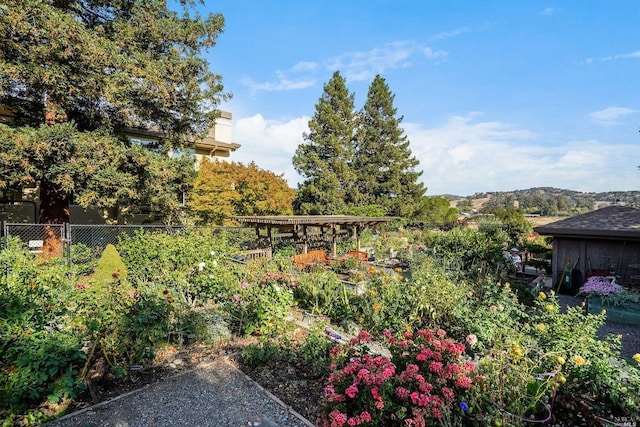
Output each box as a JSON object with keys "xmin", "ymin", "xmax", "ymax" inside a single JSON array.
[
  {"xmin": 228, "ymin": 113, "xmax": 640, "ymax": 195},
  {"xmin": 240, "ymin": 62, "xmax": 319, "ymax": 94},
  {"xmin": 326, "ymin": 41, "xmax": 416, "ymax": 82},
  {"xmin": 589, "ymin": 106, "xmax": 638, "ymax": 125},
  {"xmin": 231, "ymin": 114, "xmax": 309, "ymax": 186},
  {"xmin": 291, "ymin": 61, "xmax": 318, "ymax": 72},
  {"xmin": 404, "ymin": 114, "xmax": 640, "ymax": 195},
  {"xmin": 430, "ymin": 26, "xmax": 472, "ymax": 41},
  {"xmin": 602, "ymin": 50, "xmax": 640, "ymax": 61},
  {"xmin": 587, "ymin": 50, "xmax": 640, "ymax": 63},
  {"xmin": 423, "ymin": 47, "xmax": 448, "ymax": 60},
  {"xmin": 540, "ymin": 8, "xmax": 559, "ymax": 16}
]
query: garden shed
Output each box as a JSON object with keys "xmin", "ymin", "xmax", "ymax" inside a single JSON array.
[{"xmin": 534, "ymin": 205, "xmax": 640, "ymax": 291}]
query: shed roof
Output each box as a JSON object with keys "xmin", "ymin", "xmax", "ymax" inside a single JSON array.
[
  {"xmin": 235, "ymin": 215, "xmax": 397, "ymax": 228},
  {"xmin": 534, "ymin": 205, "xmax": 640, "ymax": 239}
]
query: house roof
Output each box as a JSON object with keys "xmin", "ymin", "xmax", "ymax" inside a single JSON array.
[{"xmin": 534, "ymin": 205, "xmax": 640, "ymax": 239}]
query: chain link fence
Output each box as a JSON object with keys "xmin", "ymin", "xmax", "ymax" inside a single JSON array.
[{"xmin": 1, "ymin": 221, "xmax": 358, "ymax": 266}]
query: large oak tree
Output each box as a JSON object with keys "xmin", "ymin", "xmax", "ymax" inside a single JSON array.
[{"xmin": 0, "ymin": 0, "xmax": 226, "ymax": 223}]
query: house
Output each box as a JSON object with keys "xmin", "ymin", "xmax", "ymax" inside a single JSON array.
[
  {"xmin": 1, "ymin": 109, "xmax": 240, "ymax": 224},
  {"xmin": 125, "ymin": 110, "xmax": 240, "ymax": 168},
  {"xmin": 534, "ymin": 205, "xmax": 640, "ymax": 289}
]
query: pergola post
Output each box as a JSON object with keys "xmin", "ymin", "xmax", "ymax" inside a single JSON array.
[
  {"xmin": 356, "ymin": 225, "xmax": 362, "ymax": 251},
  {"xmin": 302, "ymin": 225, "xmax": 308, "ymax": 253},
  {"xmin": 332, "ymin": 225, "xmax": 337, "ymax": 257}
]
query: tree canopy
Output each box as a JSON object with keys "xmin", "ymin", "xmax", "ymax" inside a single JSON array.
[
  {"xmin": 188, "ymin": 159, "xmax": 294, "ymax": 225},
  {"xmin": 354, "ymin": 75, "xmax": 425, "ymax": 216},
  {"xmin": 0, "ymin": 0, "xmax": 226, "ymax": 223},
  {"xmin": 293, "ymin": 72, "xmax": 426, "ymax": 218},
  {"xmin": 292, "ymin": 71, "xmax": 356, "ymax": 214}
]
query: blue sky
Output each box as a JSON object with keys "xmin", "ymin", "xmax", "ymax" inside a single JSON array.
[{"xmin": 196, "ymin": 1, "xmax": 640, "ymax": 196}]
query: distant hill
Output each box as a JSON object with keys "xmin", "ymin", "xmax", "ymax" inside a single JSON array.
[{"xmin": 445, "ymin": 187, "xmax": 640, "ymax": 216}]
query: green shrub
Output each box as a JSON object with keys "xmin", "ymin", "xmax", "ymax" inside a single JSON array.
[{"xmin": 90, "ymin": 243, "xmax": 128, "ymax": 285}]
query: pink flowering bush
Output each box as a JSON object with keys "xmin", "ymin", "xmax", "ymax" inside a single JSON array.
[{"xmin": 320, "ymin": 329, "xmax": 478, "ymax": 426}]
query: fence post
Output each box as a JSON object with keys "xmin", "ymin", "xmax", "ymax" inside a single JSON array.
[{"xmin": 64, "ymin": 222, "xmax": 72, "ymax": 267}]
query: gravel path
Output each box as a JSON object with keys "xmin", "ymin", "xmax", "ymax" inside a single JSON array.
[
  {"xmin": 45, "ymin": 357, "xmax": 313, "ymax": 427},
  {"xmin": 558, "ymin": 294, "xmax": 639, "ymax": 361}
]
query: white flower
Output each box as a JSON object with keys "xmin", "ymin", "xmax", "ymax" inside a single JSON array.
[
  {"xmin": 212, "ymin": 260, "xmax": 218, "ymax": 268},
  {"xmin": 198, "ymin": 262, "xmax": 206, "ymax": 271},
  {"xmin": 466, "ymin": 334, "xmax": 478, "ymax": 346},
  {"xmin": 210, "ymin": 250, "xmax": 216, "ymax": 256},
  {"xmin": 274, "ymin": 285, "xmax": 281, "ymax": 292}
]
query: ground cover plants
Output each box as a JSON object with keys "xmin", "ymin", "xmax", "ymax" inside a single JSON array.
[{"xmin": 1, "ymin": 226, "xmax": 639, "ymax": 426}]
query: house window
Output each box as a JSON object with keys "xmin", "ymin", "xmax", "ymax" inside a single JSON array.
[{"xmin": 171, "ymin": 147, "xmax": 196, "ymax": 159}]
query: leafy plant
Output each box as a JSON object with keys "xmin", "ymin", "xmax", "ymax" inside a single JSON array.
[{"xmin": 321, "ymin": 329, "xmax": 478, "ymax": 426}]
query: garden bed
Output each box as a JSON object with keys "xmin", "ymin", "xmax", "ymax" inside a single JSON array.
[{"xmin": 587, "ymin": 297, "xmax": 640, "ymax": 325}]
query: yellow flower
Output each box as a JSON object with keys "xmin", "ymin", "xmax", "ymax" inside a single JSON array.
[
  {"xmin": 538, "ymin": 291, "xmax": 547, "ymax": 300},
  {"xmin": 549, "ymin": 290, "xmax": 555, "ymax": 296},
  {"xmin": 633, "ymin": 353, "xmax": 640, "ymax": 364},
  {"xmin": 368, "ymin": 289, "xmax": 377, "ymax": 296},
  {"xmin": 536, "ymin": 323, "xmax": 546, "ymax": 331},
  {"xmin": 557, "ymin": 373, "xmax": 566, "ymax": 384},
  {"xmin": 555, "ymin": 356, "xmax": 566, "ymax": 365},
  {"xmin": 572, "ymin": 355, "xmax": 586, "ymax": 366},
  {"xmin": 373, "ymin": 303, "xmax": 381, "ymax": 311},
  {"xmin": 601, "ymin": 309, "xmax": 607, "ymax": 315},
  {"xmin": 511, "ymin": 345, "xmax": 524, "ymax": 357},
  {"xmin": 545, "ymin": 304, "xmax": 557, "ymax": 313}
]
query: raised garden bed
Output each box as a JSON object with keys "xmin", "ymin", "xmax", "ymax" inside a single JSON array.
[{"xmin": 587, "ymin": 296, "xmax": 640, "ymax": 325}]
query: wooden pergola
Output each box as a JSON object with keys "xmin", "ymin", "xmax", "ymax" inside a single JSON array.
[{"xmin": 235, "ymin": 215, "xmax": 398, "ymax": 256}]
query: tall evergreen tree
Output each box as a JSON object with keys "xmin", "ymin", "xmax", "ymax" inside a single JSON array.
[
  {"xmin": 0, "ymin": 0, "xmax": 226, "ymax": 223},
  {"xmin": 292, "ymin": 71, "xmax": 356, "ymax": 214},
  {"xmin": 354, "ymin": 75, "xmax": 425, "ymax": 216}
]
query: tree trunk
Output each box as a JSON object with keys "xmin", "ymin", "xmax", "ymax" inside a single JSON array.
[{"xmin": 38, "ymin": 180, "xmax": 70, "ymax": 223}]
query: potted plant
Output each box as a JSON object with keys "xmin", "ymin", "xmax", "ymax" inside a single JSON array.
[{"xmin": 577, "ymin": 276, "xmax": 640, "ymax": 325}]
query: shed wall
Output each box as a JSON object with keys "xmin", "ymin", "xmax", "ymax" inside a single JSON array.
[{"xmin": 553, "ymin": 237, "xmax": 640, "ymax": 287}]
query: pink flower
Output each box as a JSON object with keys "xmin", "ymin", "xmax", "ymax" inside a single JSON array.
[
  {"xmin": 441, "ymin": 386, "xmax": 455, "ymax": 403},
  {"xmin": 455, "ymin": 377, "xmax": 472, "ymax": 389},
  {"xmin": 431, "ymin": 407, "xmax": 442, "ymax": 419},
  {"xmin": 417, "ymin": 393, "xmax": 430, "ymax": 407},
  {"xmin": 436, "ymin": 328, "xmax": 447, "ymax": 337},
  {"xmin": 360, "ymin": 411, "xmax": 372, "ymax": 423},
  {"xmin": 241, "ymin": 281, "xmax": 249, "ymax": 289},
  {"xmin": 330, "ymin": 409, "xmax": 348, "ymax": 425},
  {"xmin": 345, "ymin": 384, "xmax": 358, "ymax": 399},
  {"xmin": 445, "ymin": 363, "xmax": 460, "ymax": 376},
  {"xmin": 375, "ymin": 400, "xmax": 384, "ymax": 409},
  {"xmin": 357, "ymin": 368, "xmax": 370, "ymax": 380},
  {"xmin": 404, "ymin": 331, "xmax": 414, "ymax": 339},
  {"xmin": 371, "ymin": 386, "xmax": 381, "ymax": 400},
  {"xmin": 382, "ymin": 366, "xmax": 395, "ymax": 379},
  {"xmin": 396, "ymin": 386, "xmax": 410, "ymax": 399},
  {"xmin": 383, "ymin": 330, "xmax": 392, "ymax": 338},
  {"xmin": 419, "ymin": 381, "xmax": 433, "ymax": 393},
  {"xmin": 428, "ymin": 361, "xmax": 443, "ymax": 374},
  {"xmin": 324, "ymin": 385, "xmax": 335, "ymax": 396},
  {"xmin": 357, "ymin": 330, "xmax": 372, "ymax": 342},
  {"xmin": 417, "ymin": 329, "xmax": 435, "ymax": 340},
  {"xmin": 347, "ymin": 417, "xmax": 359, "ymax": 426}
]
